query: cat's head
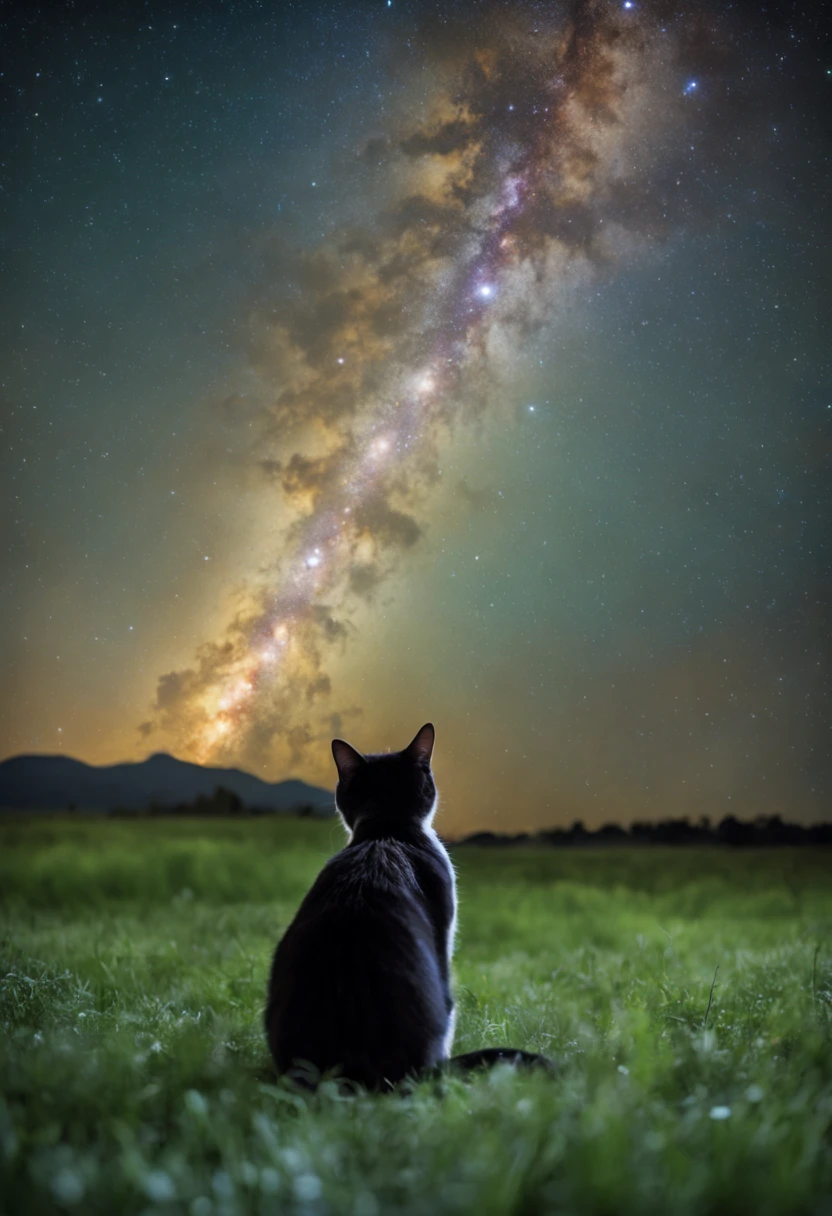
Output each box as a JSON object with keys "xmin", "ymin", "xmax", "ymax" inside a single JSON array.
[{"xmin": 331, "ymin": 723, "xmax": 437, "ymax": 836}]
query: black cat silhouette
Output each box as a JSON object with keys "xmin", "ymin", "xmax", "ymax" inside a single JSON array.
[{"xmin": 265, "ymin": 724, "xmax": 551, "ymax": 1089}]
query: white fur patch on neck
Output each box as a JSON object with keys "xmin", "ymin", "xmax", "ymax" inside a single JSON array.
[
  {"xmin": 335, "ymin": 801, "xmax": 353, "ymax": 843},
  {"xmin": 421, "ymin": 793, "xmax": 439, "ymax": 830}
]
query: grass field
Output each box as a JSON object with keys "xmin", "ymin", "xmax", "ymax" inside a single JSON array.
[{"xmin": 1, "ymin": 817, "xmax": 831, "ymax": 1215}]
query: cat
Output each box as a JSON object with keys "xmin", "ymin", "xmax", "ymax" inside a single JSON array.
[{"xmin": 264, "ymin": 723, "xmax": 551, "ymax": 1089}]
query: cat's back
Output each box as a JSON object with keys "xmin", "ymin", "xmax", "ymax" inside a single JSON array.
[
  {"xmin": 271, "ymin": 835, "xmax": 439, "ymax": 974},
  {"xmin": 283, "ymin": 830, "xmax": 451, "ymax": 925},
  {"xmin": 265, "ymin": 834, "xmax": 450, "ymax": 1086}
]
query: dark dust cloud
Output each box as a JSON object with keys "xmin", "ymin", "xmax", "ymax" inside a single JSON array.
[{"xmin": 2, "ymin": 0, "xmax": 830, "ymax": 833}]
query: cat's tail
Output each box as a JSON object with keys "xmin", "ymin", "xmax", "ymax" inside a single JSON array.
[
  {"xmin": 278, "ymin": 1048, "xmax": 556, "ymax": 1094},
  {"xmin": 429, "ymin": 1046, "xmax": 556, "ymax": 1077}
]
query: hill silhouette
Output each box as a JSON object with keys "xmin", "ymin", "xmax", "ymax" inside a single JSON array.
[{"xmin": 0, "ymin": 752, "xmax": 334, "ymax": 816}]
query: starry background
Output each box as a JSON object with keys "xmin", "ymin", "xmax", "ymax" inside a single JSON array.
[{"xmin": 2, "ymin": 0, "xmax": 830, "ymax": 835}]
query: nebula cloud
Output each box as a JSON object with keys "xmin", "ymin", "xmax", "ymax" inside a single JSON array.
[{"xmin": 145, "ymin": 0, "xmax": 730, "ymax": 768}]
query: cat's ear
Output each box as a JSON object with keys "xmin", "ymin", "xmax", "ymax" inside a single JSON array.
[
  {"xmin": 332, "ymin": 738, "xmax": 365, "ymax": 781},
  {"xmin": 405, "ymin": 722, "xmax": 434, "ymax": 765}
]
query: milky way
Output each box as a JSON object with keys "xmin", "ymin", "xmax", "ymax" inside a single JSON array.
[{"xmin": 149, "ymin": 1, "xmax": 717, "ymax": 764}]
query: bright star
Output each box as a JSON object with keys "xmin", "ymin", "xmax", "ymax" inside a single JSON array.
[
  {"xmin": 369, "ymin": 436, "xmax": 391, "ymax": 458},
  {"xmin": 478, "ymin": 284, "xmax": 494, "ymax": 299},
  {"xmin": 414, "ymin": 372, "xmax": 435, "ymax": 395},
  {"xmin": 684, "ymin": 80, "xmax": 698, "ymax": 94}
]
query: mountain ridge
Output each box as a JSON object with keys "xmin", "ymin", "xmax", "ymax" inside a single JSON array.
[{"xmin": 0, "ymin": 752, "xmax": 334, "ymax": 815}]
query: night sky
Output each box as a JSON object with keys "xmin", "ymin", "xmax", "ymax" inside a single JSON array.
[{"xmin": 3, "ymin": 0, "xmax": 830, "ymax": 835}]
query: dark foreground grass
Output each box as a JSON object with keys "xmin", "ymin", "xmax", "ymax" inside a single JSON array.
[{"xmin": 1, "ymin": 817, "xmax": 830, "ymax": 1215}]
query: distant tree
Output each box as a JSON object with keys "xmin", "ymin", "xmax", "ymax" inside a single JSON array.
[
  {"xmin": 210, "ymin": 786, "xmax": 244, "ymax": 815},
  {"xmin": 717, "ymin": 815, "xmax": 753, "ymax": 847},
  {"xmin": 464, "ymin": 832, "xmax": 501, "ymax": 847},
  {"xmin": 537, "ymin": 828, "xmax": 568, "ymax": 847}
]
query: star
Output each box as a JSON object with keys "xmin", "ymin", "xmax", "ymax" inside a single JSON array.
[{"xmin": 369, "ymin": 436, "xmax": 391, "ymax": 458}]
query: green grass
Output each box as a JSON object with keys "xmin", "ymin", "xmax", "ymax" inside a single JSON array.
[{"xmin": 1, "ymin": 817, "xmax": 830, "ymax": 1215}]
